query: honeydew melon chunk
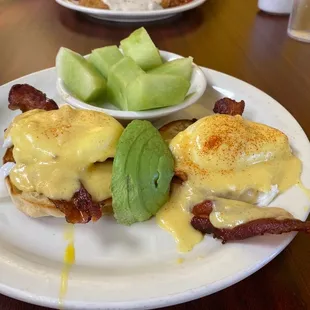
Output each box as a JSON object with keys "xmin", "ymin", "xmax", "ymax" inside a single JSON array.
[
  {"xmin": 56, "ymin": 47, "xmax": 106, "ymax": 102},
  {"xmin": 120, "ymin": 27, "xmax": 163, "ymax": 71},
  {"xmin": 88, "ymin": 46, "xmax": 123, "ymax": 78},
  {"xmin": 149, "ymin": 57, "xmax": 193, "ymax": 81},
  {"xmin": 125, "ymin": 73, "xmax": 190, "ymax": 111},
  {"xmin": 107, "ymin": 56, "xmax": 145, "ymax": 110}
]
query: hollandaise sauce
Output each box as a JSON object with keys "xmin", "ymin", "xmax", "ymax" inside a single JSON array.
[
  {"xmin": 59, "ymin": 224, "xmax": 75, "ymax": 308},
  {"xmin": 209, "ymin": 198, "xmax": 293, "ymax": 229},
  {"xmin": 157, "ymin": 183, "xmax": 204, "ymax": 253},
  {"xmin": 5, "ymin": 105, "xmax": 123, "ymax": 202},
  {"xmin": 157, "ymin": 114, "xmax": 303, "ymax": 252}
]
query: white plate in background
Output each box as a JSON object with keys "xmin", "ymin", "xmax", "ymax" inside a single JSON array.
[{"xmin": 55, "ymin": 0, "xmax": 207, "ymax": 22}]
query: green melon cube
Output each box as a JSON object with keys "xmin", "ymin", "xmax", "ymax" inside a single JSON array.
[
  {"xmin": 56, "ymin": 47, "xmax": 106, "ymax": 102},
  {"xmin": 120, "ymin": 27, "xmax": 163, "ymax": 71},
  {"xmin": 125, "ymin": 73, "xmax": 190, "ymax": 111},
  {"xmin": 88, "ymin": 46, "xmax": 123, "ymax": 78},
  {"xmin": 107, "ymin": 57, "xmax": 145, "ymax": 110},
  {"xmin": 149, "ymin": 57, "xmax": 193, "ymax": 81}
]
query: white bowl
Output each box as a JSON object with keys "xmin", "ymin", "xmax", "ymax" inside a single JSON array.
[{"xmin": 56, "ymin": 50, "xmax": 207, "ymax": 120}]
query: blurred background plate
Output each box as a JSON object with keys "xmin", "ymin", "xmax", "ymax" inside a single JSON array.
[{"xmin": 55, "ymin": 0, "xmax": 207, "ymax": 22}]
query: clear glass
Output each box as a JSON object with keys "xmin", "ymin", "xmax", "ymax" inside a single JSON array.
[{"xmin": 288, "ymin": 0, "xmax": 310, "ymax": 42}]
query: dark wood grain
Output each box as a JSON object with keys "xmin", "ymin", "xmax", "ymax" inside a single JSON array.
[{"xmin": 1, "ymin": 0, "xmax": 310, "ymax": 309}]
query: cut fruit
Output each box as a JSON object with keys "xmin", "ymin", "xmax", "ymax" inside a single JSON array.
[
  {"xmin": 120, "ymin": 27, "xmax": 163, "ymax": 71},
  {"xmin": 107, "ymin": 56, "xmax": 145, "ymax": 110},
  {"xmin": 88, "ymin": 46, "xmax": 123, "ymax": 78},
  {"xmin": 111, "ymin": 120, "xmax": 174, "ymax": 225},
  {"xmin": 56, "ymin": 47, "xmax": 106, "ymax": 102},
  {"xmin": 125, "ymin": 73, "xmax": 190, "ymax": 111},
  {"xmin": 149, "ymin": 57, "xmax": 193, "ymax": 81}
]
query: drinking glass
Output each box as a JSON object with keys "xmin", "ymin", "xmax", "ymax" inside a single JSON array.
[{"xmin": 288, "ymin": 0, "xmax": 310, "ymax": 42}]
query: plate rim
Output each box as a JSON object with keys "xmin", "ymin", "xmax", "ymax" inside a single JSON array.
[{"xmin": 0, "ymin": 66, "xmax": 310, "ymax": 310}]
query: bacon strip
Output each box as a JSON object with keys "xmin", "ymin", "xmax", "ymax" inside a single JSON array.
[
  {"xmin": 8, "ymin": 84, "xmax": 58, "ymax": 113},
  {"xmin": 51, "ymin": 186, "xmax": 102, "ymax": 224},
  {"xmin": 191, "ymin": 200, "xmax": 310, "ymax": 244},
  {"xmin": 3, "ymin": 147, "xmax": 14, "ymax": 164},
  {"xmin": 213, "ymin": 98, "xmax": 245, "ymax": 116}
]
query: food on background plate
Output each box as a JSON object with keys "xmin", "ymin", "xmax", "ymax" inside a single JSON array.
[
  {"xmin": 74, "ymin": 0, "xmax": 193, "ymax": 11},
  {"xmin": 1, "ymin": 85, "xmax": 310, "ymax": 253},
  {"xmin": 56, "ymin": 27, "xmax": 193, "ymax": 111}
]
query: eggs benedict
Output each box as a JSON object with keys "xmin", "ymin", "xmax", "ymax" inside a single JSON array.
[
  {"xmin": 157, "ymin": 98, "xmax": 303, "ymax": 252},
  {"xmin": 2, "ymin": 84, "xmax": 123, "ymax": 223}
]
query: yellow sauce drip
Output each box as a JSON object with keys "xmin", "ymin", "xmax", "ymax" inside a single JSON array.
[
  {"xmin": 298, "ymin": 181, "xmax": 310, "ymax": 201},
  {"xmin": 177, "ymin": 257, "xmax": 184, "ymax": 264},
  {"xmin": 5, "ymin": 105, "xmax": 123, "ymax": 201},
  {"xmin": 59, "ymin": 224, "xmax": 75, "ymax": 308},
  {"xmin": 158, "ymin": 114, "xmax": 302, "ymax": 251},
  {"xmin": 157, "ymin": 183, "xmax": 203, "ymax": 253}
]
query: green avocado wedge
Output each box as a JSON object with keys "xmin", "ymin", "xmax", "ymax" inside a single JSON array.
[{"xmin": 111, "ymin": 120, "xmax": 174, "ymax": 225}]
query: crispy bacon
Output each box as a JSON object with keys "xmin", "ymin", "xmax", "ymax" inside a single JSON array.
[
  {"xmin": 191, "ymin": 200, "xmax": 310, "ymax": 244},
  {"xmin": 51, "ymin": 186, "xmax": 102, "ymax": 224},
  {"xmin": 213, "ymin": 98, "xmax": 245, "ymax": 116},
  {"xmin": 4, "ymin": 148, "xmax": 104, "ymax": 224},
  {"xmin": 3, "ymin": 147, "xmax": 14, "ymax": 164},
  {"xmin": 8, "ymin": 84, "xmax": 58, "ymax": 113}
]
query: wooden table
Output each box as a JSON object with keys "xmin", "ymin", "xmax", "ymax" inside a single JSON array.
[{"xmin": 1, "ymin": 0, "xmax": 310, "ymax": 309}]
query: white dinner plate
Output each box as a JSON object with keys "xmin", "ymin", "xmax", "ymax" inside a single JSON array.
[
  {"xmin": 55, "ymin": 0, "xmax": 207, "ymax": 22},
  {"xmin": 0, "ymin": 67, "xmax": 310, "ymax": 310}
]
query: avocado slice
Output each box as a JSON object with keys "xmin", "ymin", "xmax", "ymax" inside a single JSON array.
[
  {"xmin": 139, "ymin": 136, "xmax": 173, "ymax": 215},
  {"xmin": 111, "ymin": 120, "xmax": 174, "ymax": 225}
]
